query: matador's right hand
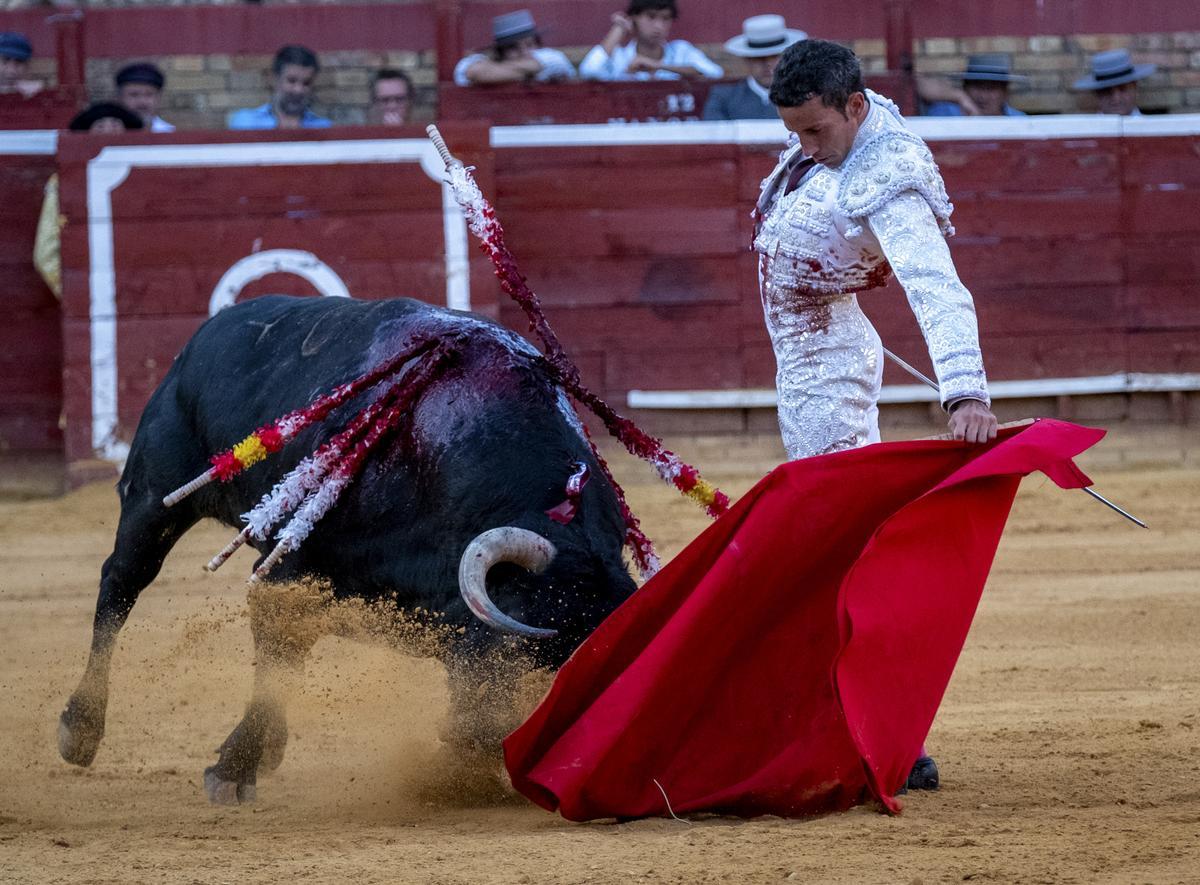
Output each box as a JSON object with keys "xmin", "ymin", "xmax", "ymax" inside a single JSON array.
[{"xmin": 948, "ymin": 399, "xmax": 999, "ymax": 444}]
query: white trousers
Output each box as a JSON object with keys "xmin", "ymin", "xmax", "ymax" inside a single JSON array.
[{"xmin": 773, "ymin": 294, "xmax": 884, "ymax": 461}]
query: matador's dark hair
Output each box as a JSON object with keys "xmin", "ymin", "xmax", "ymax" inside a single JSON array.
[{"xmin": 769, "ymin": 39, "xmax": 865, "ymax": 113}]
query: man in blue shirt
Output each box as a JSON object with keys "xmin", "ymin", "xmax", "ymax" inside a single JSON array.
[
  {"xmin": 229, "ymin": 45, "xmax": 332, "ymax": 130},
  {"xmin": 923, "ymin": 53, "xmax": 1028, "ymax": 117}
]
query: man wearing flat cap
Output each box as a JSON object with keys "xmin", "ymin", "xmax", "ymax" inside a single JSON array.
[
  {"xmin": 455, "ymin": 9, "xmax": 575, "ymax": 85},
  {"xmin": 0, "ymin": 31, "xmax": 41, "ymax": 98},
  {"xmin": 116, "ymin": 62, "xmax": 175, "ymax": 132},
  {"xmin": 703, "ymin": 14, "xmax": 806, "ymax": 120},
  {"xmin": 923, "ymin": 53, "xmax": 1028, "ymax": 117},
  {"xmin": 1073, "ymin": 49, "xmax": 1157, "ymax": 116}
]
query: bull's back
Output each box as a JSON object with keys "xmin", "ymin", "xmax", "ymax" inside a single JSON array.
[{"xmin": 171, "ymin": 297, "xmax": 430, "ymax": 441}]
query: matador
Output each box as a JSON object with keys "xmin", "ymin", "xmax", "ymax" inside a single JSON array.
[
  {"xmin": 755, "ymin": 39, "xmax": 1000, "ymax": 791},
  {"xmin": 755, "ymin": 41, "xmax": 998, "ymax": 462}
]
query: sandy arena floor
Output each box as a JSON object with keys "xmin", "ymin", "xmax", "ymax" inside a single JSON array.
[{"xmin": 1, "ymin": 432, "xmax": 1198, "ymax": 884}]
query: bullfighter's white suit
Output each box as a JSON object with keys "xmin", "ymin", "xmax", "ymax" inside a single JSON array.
[{"xmin": 754, "ymin": 90, "xmax": 991, "ymax": 460}]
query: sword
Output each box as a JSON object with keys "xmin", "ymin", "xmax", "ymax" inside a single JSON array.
[{"xmin": 884, "ymin": 349, "xmax": 1149, "ymax": 530}]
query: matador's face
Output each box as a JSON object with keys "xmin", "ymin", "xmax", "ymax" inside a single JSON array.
[{"xmin": 777, "ymin": 91, "xmax": 868, "ymax": 169}]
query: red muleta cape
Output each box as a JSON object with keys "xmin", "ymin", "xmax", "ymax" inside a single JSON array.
[{"xmin": 504, "ymin": 419, "xmax": 1105, "ymax": 821}]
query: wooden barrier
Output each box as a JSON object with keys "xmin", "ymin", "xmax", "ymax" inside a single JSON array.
[
  {"xmin": 0, "ymin": 151, "xmax": 60, "ymax": 454},
  {"xmin": 1, "ymin": 115, "xmax": 1197, "ymax": 477}
]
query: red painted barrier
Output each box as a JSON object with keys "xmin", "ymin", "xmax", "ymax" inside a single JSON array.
[
  {"xmin": 1, "ymin": 121, "xmax": 1197, "ymax": 475},
  {"xmin": 0, "ymin": 154, "xmax": 60, "ymax": 454}
]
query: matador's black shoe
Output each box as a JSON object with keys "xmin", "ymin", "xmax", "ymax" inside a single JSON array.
[{"xmin": 905, "ymin": 754, "xmax": 940, "ymax": 791}]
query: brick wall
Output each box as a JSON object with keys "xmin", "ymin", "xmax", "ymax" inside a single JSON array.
[
  {"xmin": 913, "ymin": 32, "xmax": 1200, "ymax": 114},
  {"xmin": 83, "ymin": 50, "xmax": 440, "ymax": 128},
  {"xmin": 63, "ymin": 31, "xmax": 1197, "ymax": 131}
]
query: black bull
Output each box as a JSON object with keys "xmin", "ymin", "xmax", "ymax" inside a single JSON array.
[{"xmin": 57, "ymin": 295, "xmax": 636, "ymax": 804}]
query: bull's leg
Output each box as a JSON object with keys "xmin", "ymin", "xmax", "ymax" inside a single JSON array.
[
  {"xmin": 58, "ymin": 484, "xmax": 197, "ymax": 767},
  {"xmin": 204, "ymin": 583, "xmax": 320, "ymax": 805}
]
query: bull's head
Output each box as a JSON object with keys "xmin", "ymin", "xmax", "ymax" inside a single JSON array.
[{"xmin": 457, "ymin": 527, "xmax": 558, "ymax": 638}]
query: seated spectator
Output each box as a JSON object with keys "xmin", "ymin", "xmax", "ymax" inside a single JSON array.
[
  {"xmin": 580, "ymin": 0, "xmax": 723, "ymax": 81},
  {"xmin": 454, "ymin": 10, "xmax": 575, "ymax": 86},
  {"xmin": 1073, "ymin": 49, "xmax": 1156, "ymax": 116},
  {"xmin": 0, "ymin": 31, "xmax": 41, "ymax": 98},
  {"xmin": 228, "ymin": 45, "xmax": 332, "ymax": 130},
  {"xmin": 36, "ymin": 104, "xmax": 143, "ymax": 299},
  {"xmin": 115, "ymin": 62, "xmax": 175, "ymax": 132},
  {"xmin": 703, "ymin": 14, "xmax": 805, "ymax": 120},
  {"xmin": 369, "ymin": 68, "xmax": 413, "ymax": 124},
  {"xmin": 68, "ymin": 102, "xmax": 144, "ymax": 134},
  {"xmin": 922, "ymin": 53, "xmax": 1028, "ymax": 116}
]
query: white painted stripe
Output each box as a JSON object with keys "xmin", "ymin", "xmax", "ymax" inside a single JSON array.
[
  {"xmin": 627, "ymin": 373, "xmax": 1200, "ymax": 409},
  {"xmin": 490, "ymin": 119, "xmax": 786, "ymax": 147},
  {"xmin": 85, "ymin": 137, "xmax": 469, "ymax": 462},
  {"xmin": 492, "ymin": 113, "xmax": 1200, "ymax": 148},
  {"xmin": 209, "ymin": 250, "xmax": 351, "ymax": 316},
  {"xmin": 0, "ymin": 130, "xmax": 58, "ymax": 155}
]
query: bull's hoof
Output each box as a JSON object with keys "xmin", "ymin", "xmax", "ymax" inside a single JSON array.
[
  {"xmin": 57, "ymin": 709, "xmax": 103, "ymax": 768},
  {"xmin": 204, "ymin": 767, "xmax": 257, "ymax": 805}
]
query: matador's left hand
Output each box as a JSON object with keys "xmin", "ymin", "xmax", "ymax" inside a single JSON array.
[{"xmin": 948, "ymin": 399, "xmax": 998, "ymax": 444}]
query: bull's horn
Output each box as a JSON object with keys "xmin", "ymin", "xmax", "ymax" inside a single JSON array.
[{"xmin": 458, "ymin": 527, "xmax": 559, "ymax": 638}]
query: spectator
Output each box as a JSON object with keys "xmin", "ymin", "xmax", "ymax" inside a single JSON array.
[
  {"xmin": 922, "ymin": 53, "xmax": 1028, "ymax": 116},
  {"xmin": 1073, "ymin": 49, "xmax": 1156, "ymax": 116},
  {"xmin": 369, "ymin": 68, "xmax": 413, "ymax": 124},
  {"xmin": 68, "ymin": 102, "xmax": 145, "ymax": 133},
  {"xmin": 36, "ymin": 104, "xmax": 144, "ymax": 300},
  {"xmin": 454, "ymin": 10, "xmax": 575, "ymax": 86},
  {"xmin": 703, "ymin": 15, "xmax": 805, "ymax": 120},
  {"xmin": 115, "ymin": 62, "xmax": 175, "ymax": 132},
  {"xmin": 228, "ymin": 45, "xmax": 332, "ymax": 130},
  {"xmin": 0, "ymin": 31, "xmax": 40, "ymax": 97},
  {"xmin": 580, "ymin": 0, "xmax": 723, "ymax": 81}
]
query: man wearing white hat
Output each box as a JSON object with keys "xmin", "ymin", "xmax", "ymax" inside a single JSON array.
[
  {"xmin": 1073, "ymin": 49, "xmax": 1157, "ymax": 116},
  {"xmin": 455, "ymin": 9, "xmax": 576, "ymax": 86},
  {"xmin": 703, "ymin": 15, "xmax": 806, "ymax": 120}
]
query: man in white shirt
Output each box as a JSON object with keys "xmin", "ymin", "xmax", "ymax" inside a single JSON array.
[
  {"xmin": 454, "ymin": 9, "xmax": 576, "ymax": 86},
  {"xmin": 115, "ymin": 63, "xmax": 175, "ymax": 133},
  {"xmin": 580, "ymin": 0, "xmax": 723, "ymax": 81}
]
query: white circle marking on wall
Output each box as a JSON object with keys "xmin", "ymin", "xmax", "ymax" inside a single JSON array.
[{"xmin": 208, "ymin": 249, "xmax": 351, "ymax": 316}]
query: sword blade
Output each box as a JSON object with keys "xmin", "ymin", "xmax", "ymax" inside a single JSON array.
[
  {"xmin": 884, "ymin": 347, "xmax": 1149, "ymax": 531},
  {"xmin": 1082, "ymin": 486, "xmax": 1149, "ymax": 529},
  {"xmin": 883, "ymin": 347, "xmax": 938, "ymax": 391}
]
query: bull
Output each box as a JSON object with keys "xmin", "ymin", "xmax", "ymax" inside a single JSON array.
[{"xmin": 57, "ymin": 294, "xmax": 637, "ymax": 804}]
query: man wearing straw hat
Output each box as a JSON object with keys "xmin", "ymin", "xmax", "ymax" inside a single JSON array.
[
  {"xmin": 923, "ymin": 52, "xmax": 1028, "ymax": 117},
  {"xmin": 1072, "ymin": 49, "xmax": 1157, "ymax": 116},
  {"xmin": 454, "ymin": 9, "xmax": 576, "ymax": 86},
  {"xmin": 703, "ymin": 14, "xmax": 806, "ymax": 121}
]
